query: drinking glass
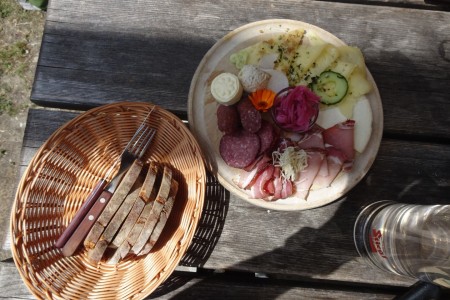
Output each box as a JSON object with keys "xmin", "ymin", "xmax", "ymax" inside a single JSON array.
[{"xmin": 354, "ymin": 201, "xmax": 450, "ymax": 288}]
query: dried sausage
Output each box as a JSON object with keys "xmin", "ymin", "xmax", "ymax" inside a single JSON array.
[
  {"xmin": 217, "ymin": 104, "xmax": 240, "ymax": 133},
  {"xmin": 237, "ymin": 98, "xmax": 261, "ymax": 133},
  {"xmin": 257, "ymin": 120, "xmax": 276, "ymax": 154},
  {"xmin": 219, "ymin": 130, "xmax": 260, "ymax": 168}
]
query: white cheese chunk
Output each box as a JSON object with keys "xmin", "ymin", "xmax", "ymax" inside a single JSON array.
[
  {"xmin": 238, "ymin": 65, "xmax": 271, "ymax": 93},
  {"xmin": 211, "ymin": 73, "xmax": 243, "ymax": 105}
]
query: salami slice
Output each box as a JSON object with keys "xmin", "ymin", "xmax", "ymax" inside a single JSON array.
[
  {"xmin": 220, "ymin": 130, "xmax": 260, "ymax": 168},
  {"xmin": 217, "ymin": 104, "xmax": 240, "ymax": 134},
  {"xmin": 257, "ymin": 120, "xmax": 276, "ymax": 154},
  {"xmin": 237, "ymin": 98, "xmax": 262, "ymax": 133}
]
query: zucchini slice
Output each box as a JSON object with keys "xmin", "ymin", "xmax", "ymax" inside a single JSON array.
[{"xmin": 312, "ymin": 71, "xmax": 348, "ymax": 105}]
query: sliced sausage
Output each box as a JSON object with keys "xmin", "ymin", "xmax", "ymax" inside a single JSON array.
[
  {"xmin": 237, "ymin": 98, "xmax": 261, "ymax": 133},
  {"xmin": 217, "ymin": 104, "xmax": 240, "ymax": 134},
  {"xmin": 219, "ymin": 130, "xmax": 260, "ymax": 168},
  {"xmin": 257, "ymin": 120, "xmax": 277, "ymax": 154}
]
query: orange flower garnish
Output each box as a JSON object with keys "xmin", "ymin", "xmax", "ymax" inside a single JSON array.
[{"xmin": 248, "ymin": 89, "xmax": 276, "ymax": 112}]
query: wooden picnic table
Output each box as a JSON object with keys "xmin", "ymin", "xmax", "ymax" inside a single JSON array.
[{"xmin": 2, "ymin": 0, "xmax": 450, "ymax": 298}]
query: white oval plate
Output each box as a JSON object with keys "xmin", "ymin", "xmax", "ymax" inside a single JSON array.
[{"xmin": 188, "ymin": 19, "xmax": 383, "ymax": 211}]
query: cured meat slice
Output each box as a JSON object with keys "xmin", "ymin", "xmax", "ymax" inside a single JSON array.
[
  {"xmin": 276, "ymin": 137, "xmax": 295, "ymax": 152},
  {"xmin": 293, "ymin": 151, "xmax": 324, "ymax": 200},
  {"xmin": 217, "ymin": 104, "xmax": 240, "ymax": 134},
  {"xmin": 272, "ymin": 167, "xmax": 283, "ymax": 200},
  {"xmin": 313, "ymin": 147, "xmax": 346, "ymax": 188},
  {"xmin": 250, "ymin": 164, "xmax": 274, "ymax": 199},
  {"xmin": 296, "ymin": 126, "xmax": 325, "ymax": 150},
  {"xmin": 322, "ymin": 120, "xmax": 355, "ymax": 161},
  {"xmin": 237, "ymin": 97, "xmax": 262, "ymax": 133},
  {"xmin": 318, "ymin": 158, "xmax": 329, "ymax": 177},
  {"xmin": 243, "ymin": 154, "xmax": 269, "ymax": 172},
  {"xmin": 235, "ymin": 155, "xmax": 271, "ymax": 189},
  {"xmin": 220, "ymin": 130, "xmax": 260, "ymax": 168},
  {"xmin": 281, "ymin": 179, "xmax": 294, "ymax": 199},
  {"xmin": 257, "ymin": 120, "xmax": 277, "ymax": 155},
  {"xmin": 264, "ymin": 179, "xmax": 275, "ymax": 195},
  {"xmin": 297, "ymin": 126, "xmax": 328, "ymax": 176}
]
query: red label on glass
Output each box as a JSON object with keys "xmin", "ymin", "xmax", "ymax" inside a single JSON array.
[{"xmin": 369, "ymin": 229, "xmax": 387, "ymax": 259}]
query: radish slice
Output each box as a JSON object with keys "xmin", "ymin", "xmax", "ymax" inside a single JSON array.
[{"xmin": 264, "ymin": 69, "xmax": 289, "ymax": 94}]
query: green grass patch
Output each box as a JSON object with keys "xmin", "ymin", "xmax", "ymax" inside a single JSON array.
[
  {"xmin": 0, "ymin": 85, "xmax": 19, "ymax": 116},
  {"xmin": 0, "ymin": 41, "xmax": 29, "ymax": 74},
  {"xmin": 0, "ymin": 96, "xmax": 17, "ymax": 116},
  {"xmin": 0, "ymin": 1, "xmax": 15, "ymax": 18}
]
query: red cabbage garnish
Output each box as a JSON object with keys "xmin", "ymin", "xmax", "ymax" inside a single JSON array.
[{"xmin": 271, "ymin": 86, "xmax": 320, "ymax": 132}]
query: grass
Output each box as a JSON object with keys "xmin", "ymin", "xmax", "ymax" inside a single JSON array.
[
  {"xmin": 0, "ymin": 2, "xmax": 15, "ymax": 18},
  {"xmin": 0, "ymin": 0, "xmax": 45, "ymax": 116},
  {"xmin": 0, "ymin": 89, "xmax": 19, "ymax": 116},
  {"xmin": 0, "ymin": 42, "xmax": 29, "ymax": 74}
]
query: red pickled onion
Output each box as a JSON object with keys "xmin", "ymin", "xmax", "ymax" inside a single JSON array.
[{"xmin": 272, "ymin": 86, "xmax": 320, "ymax": 132}]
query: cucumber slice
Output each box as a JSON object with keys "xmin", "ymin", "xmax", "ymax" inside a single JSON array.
[{"xmin": 312, "ymin": 71, "xmax": 348, "ymax": 105}]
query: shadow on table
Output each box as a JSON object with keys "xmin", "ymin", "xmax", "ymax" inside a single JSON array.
[
  {"xmin": 149, "ymin": 172, "xmax": 230, "ymax": 298},
  {"xmin": 148, "ymin": 149, "xmax": 449, "ymax": 299},
  {"xmin": 148, "ymin": 48, "xmax": 450, "ymax": 298}
]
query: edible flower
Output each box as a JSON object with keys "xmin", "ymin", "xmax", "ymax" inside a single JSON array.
[
  {"xmin": 271, "ymin": 86, "xmax": 320, "ymax": 133},
  {"xmin": 248, "ymin": 89, "xmax": 276, "ymax": 112}
]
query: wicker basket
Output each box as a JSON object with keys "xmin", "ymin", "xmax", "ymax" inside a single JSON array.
[{"xmin": 10, "ymin": 102, "xmax": 206, "ymax": 299}]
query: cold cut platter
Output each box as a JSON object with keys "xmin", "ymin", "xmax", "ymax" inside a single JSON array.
[{"xmin": 188, "ymin": 19, "xmax": 383, "ymax": 211}]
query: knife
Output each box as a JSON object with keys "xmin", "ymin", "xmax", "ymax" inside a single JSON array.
[
  {"xmin": 55, "ymin": 108, "xmax": 154, "ymax": 251},
  {"xmin": 54, "ymin": 179, "xmax": 108, "ymax": 248},
  {"xmin": 61, "ymin": 159, "xmax": 140, "ymax": 257}
]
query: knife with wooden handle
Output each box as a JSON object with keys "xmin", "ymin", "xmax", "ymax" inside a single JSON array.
[
  {"xmin": 55, "ymin": 155, "xmax": 122, "ymax": 249},
  {"xmin": 61, "ymin": 160, "xmax": 142, "ymax": 257},
  {"xmin": 55, "ymin": 180, "xmax": 107, "ymax": 248},
  {"xmin": 56, "ymin": 107, "xmax": 155, "ymax": 252},
  {"xmin": 61, "ymin": 189, "xmax": 114, "ymax": 256}
]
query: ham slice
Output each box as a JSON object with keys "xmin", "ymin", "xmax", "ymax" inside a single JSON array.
[
  {"xmin": 264, "ymin": 180, "xmax": 275, "ymax": 195},
  {"xmin": 293, "ymin": 151, "xmax": 324, "ymax": 200},
  {"xmin": 313, "ymin": 147, "xmax": 347, "ymax": 188},
  {"xmin": 296, "ymin": 126, "xmax": 325, "ymax": 150},
  {"xmin": 250, "ymin": 164, "xmax": 275, "ymax": 199},
  {"xmin": 235, "ymin": 155, "xmax": 271, "ymax": 189},
  {"xmin": 322, "ymin": 120, "xmax": 355, "ymax": 161},
  {"xmin": 297, "ymin": 126, "xmax": 329, "ymax": 177},
  {"xmin": 276, "ymin": 138, "xmax": 295, "ymax": 152},
  {"xmin": 272, "ymin": 167, "xmax": 283, "ymax": 200},
  {"xmin": 281, "ymin": 179, "xmax": 293, "ymax": 199}
]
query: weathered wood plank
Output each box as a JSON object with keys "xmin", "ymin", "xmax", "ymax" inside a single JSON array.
[
  {"xmin": 320, "ymin": 0, "xmax": 450, "ymax": 11},
  {"xmin": 32, "ymin": 0, "xmax": 450, "ymax": 140},
  {"xmin": 149, "ymin": 271, "xmax": 403, "ymax": 299},
  {"xmin": 16, "ymin": 108, "xmax": 450, "ymax": 288},
  {"xmin": 0, "ymin": 260, "xmax": 405, "ymax": 299}
]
